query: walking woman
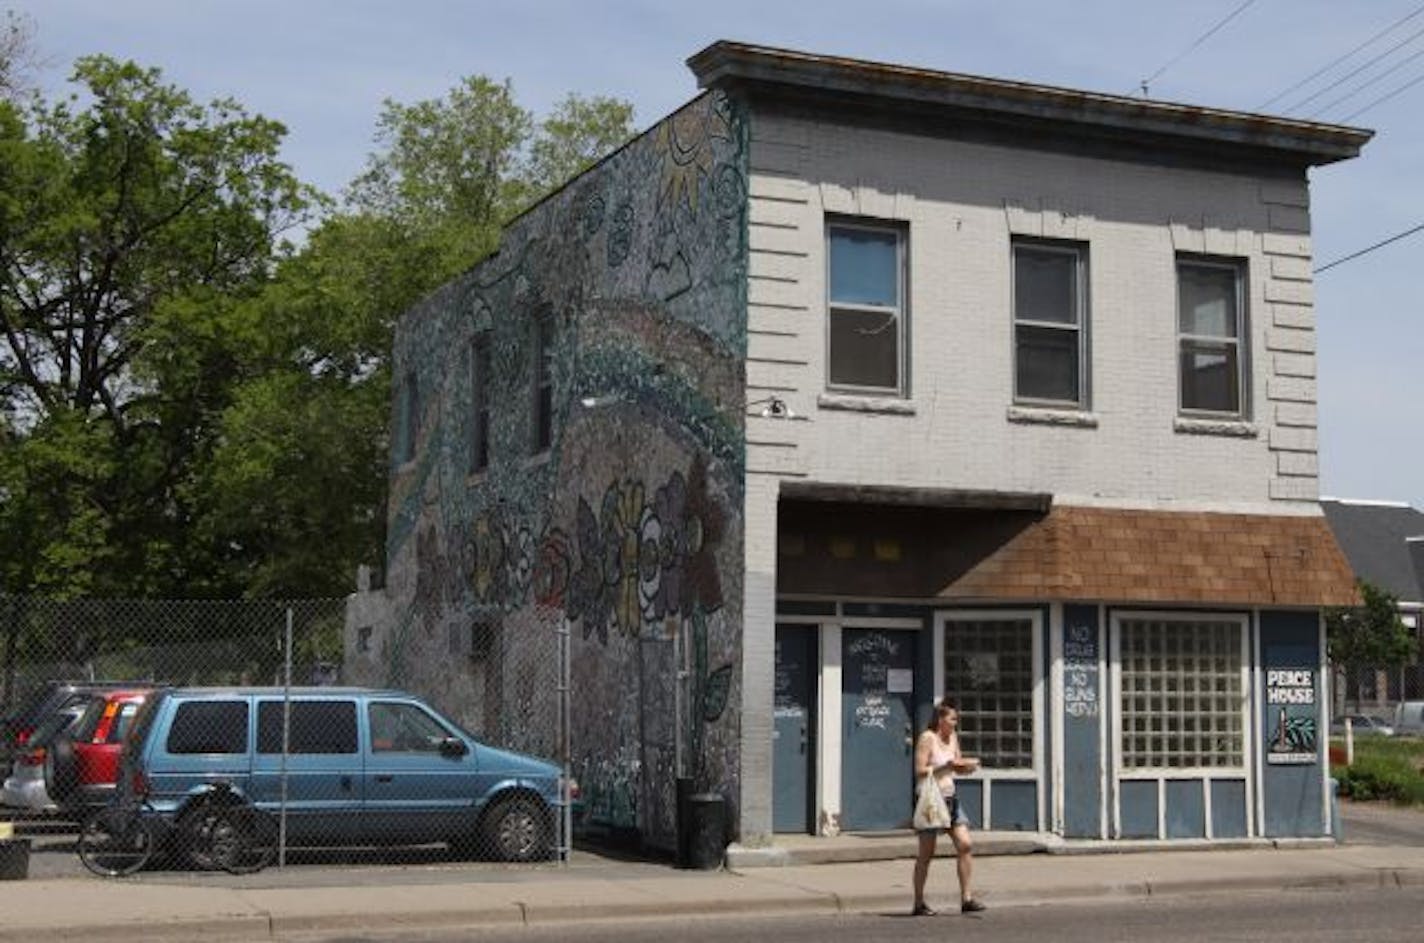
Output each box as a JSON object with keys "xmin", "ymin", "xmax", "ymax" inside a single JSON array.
[{"xmin": 911, "ymin": 700, "xmax": 985, "ymax": 916}]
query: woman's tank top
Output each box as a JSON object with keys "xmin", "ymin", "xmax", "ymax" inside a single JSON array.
[{"xmin": 923, "ymin": 731, "xmax": 958, "ymax": 796}]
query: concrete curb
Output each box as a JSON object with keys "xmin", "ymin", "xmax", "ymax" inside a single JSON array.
[{"xmin": 5, "ymin": 863, "xmax": 1424, "ymax": 942}]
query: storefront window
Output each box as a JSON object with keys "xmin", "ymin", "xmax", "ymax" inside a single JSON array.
[
  {"xmin": 944, "ymin": 617, "xmax": 1034, "ymax": 769},
  {"xmin": 1119, "ymin": 617, "xmax": 1244, "ymax": 769}
]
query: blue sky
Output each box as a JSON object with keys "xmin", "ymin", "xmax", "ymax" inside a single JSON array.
[{"xmin": 15, "ymin": 1, "xmax": 1423, "ymax": 509}]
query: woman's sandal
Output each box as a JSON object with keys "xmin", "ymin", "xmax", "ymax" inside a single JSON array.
[
  {"xmin": 960, "ymin": 898, "xmax": 987, "ymax": 913},
  {"xmin": 911, "ymin": 902, "xmax": 938, "ymax": 916}
]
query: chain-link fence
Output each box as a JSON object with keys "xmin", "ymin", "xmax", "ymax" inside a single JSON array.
[
  {"xmin": 1332, "ymin": 662, "xmax": 1424, "ymax": 716},
  {"xmin": 0, "ymin": 596, "xmax": 573, "ymax": 874}
]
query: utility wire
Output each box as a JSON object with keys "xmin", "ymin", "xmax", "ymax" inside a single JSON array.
[
  {"xmin": 1315, "ymin": 221, "xmax": 1424, "ymax": 274},
  {"xmin": 1135, "ymin": 0, "xmax": 1259, "ymax": 96},
  {"xmin": 1341, "ymin": 67, "xmax": 1424, "ymax": 121},
  {"xmin": 1282, "ymin": 21, "xmax": 1424, "ymax": 114},
  {"xmin": 1311, "ymin": 44, "xmax": 1424, "ymax": 119},
  {"xmin": 1256, "ymin": 2, "xmax": 1424, "ymax": 110}
]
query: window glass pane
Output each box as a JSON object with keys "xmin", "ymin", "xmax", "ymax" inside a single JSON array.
[
  {"xmin": 1178, "ymin": 265, "xmax": 1237, "ymax": 337},
  {"xmin": 1016, "ymin": 325, "xmax": 1079, "ymax": 402},
  {"xmin": 944, "ymin": 618, "xmax": 1035, "ymax": 769},
  {"xmin": 829, "ymin": 307, "xmax": 899, "ymax": 389},
  {"xmin": 1015, "ymin": 247, "xmax": 1078, "ymax": 325},
  {"xmin": 1180, "ymin": 341, "xmax": 1239, "ymax": 413},
  {"xmin": 167, "ymin": 701, "xmax": 248, "ymax": 755},
  {"xmin": 830, "ymin": 227, "xmax": 898, "ymax": 307},
  {"xmin": 1119, "ymin": 619, "xmax": 1242, "ymax": 769},
  {"xmin": 258, "ymin": 701, "xmax": 358, "ymax": 754},
  {"xmin": 369, "ymin": 702, "xmax": 452, "ymax": 753}
]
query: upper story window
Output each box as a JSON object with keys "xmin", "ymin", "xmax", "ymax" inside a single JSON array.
[
  {"xmin": 531, "ymin": 313, "xmax": 554, "ymax": 454},
  {"xmin": 827, "ymin": 221, "xmax": 906, "ymax": 396},
  {"xmin": 399, "ymin": 370, "xmax": 418, "ymax": 464},
  {"xmin": 1177, "ymin": 257, "xmax": 1247, "ymax": 417},
  {"xmin": 470, "ymin": 334, "xmax": 491, "ymax": 474},
  {"xmin": 1013, "ymin": 240, "xmax": 1088, "ymax": 407}
]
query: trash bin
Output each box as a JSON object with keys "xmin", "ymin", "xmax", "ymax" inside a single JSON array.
[
  {"xmin": 675, "ymin": 777, "xmax": 695, "ymax": 868},
  {"xmin": 686, "ymin": 792, "xmax": 726, "ymax": 870},
  {"xmin": 0, "ymin": 839, "xmax": 30, "ymax": 880}
]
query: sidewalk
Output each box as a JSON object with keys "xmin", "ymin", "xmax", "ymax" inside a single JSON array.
[{"xmin": 2, "ymin": 838, "xmax": 1423, "ymax": 942}]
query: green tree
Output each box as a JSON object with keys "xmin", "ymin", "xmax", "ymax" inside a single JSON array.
[
  {"xmin": 194, "ymin": 78, "xmax": 636, "ymax": 596},
  {"xmin": 0, "ymin": 55, "xmax": 310, "ymax": 596},
  {"xmin": 1327, "ymin": 580, "xmax": 1417, "ymax": 711}
]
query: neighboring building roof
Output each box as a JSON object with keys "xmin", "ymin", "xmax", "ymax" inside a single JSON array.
[
  {"xmin": 688, "ymin": 41, "xmax": 1372, "ymax": 171},
  {"xmin": 938, "ymin": 506, "xmax": 1358, "ymax": 607},
  {"xmin": 1320, "ymin": 498, "xmax": 1424, "ymax": 605}
]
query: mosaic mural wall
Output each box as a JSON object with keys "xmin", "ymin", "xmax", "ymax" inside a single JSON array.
[{"xmin": 348, "ymin": 92, "xmax": 749, "ymax": 848}]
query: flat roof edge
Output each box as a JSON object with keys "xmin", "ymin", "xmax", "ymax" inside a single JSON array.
[{"xmin": 689, "ymin": 41, "xmax": 1372, "ymax": 165}]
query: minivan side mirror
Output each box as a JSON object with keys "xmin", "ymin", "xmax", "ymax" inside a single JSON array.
[{"xmin": 438, "ymin": 736, "xmax": 469, "ymax": 758}]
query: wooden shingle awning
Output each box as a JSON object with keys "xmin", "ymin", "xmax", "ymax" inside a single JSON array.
[{"xmin": 939, "ymin": 506, "xmax": 1359, "ymax": 608}]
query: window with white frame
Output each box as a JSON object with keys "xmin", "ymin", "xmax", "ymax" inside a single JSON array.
[
  {"xmin": 1119, "ymin": 617, "xmax": 1244, "ymax": 769},
  {"xmin": 1013, "ymin": 240, "xmax": 1087, "ymax": 406},
  {"xmin": 470, "ymin": 333, "xmax": 491, "ymax": 473},
  {"xmin": 531, "ymin": 314, "xmax": 554, "ymax": 454},
  {"xmin": 827, "ymin": 221, "xmax": 905, "ymax": 395},
  {"xmin": 944, "ymin": 617, "xmax": 1034, "ymax": 769},
  {"xmin": 1177, "ymin": 257, "xmax": 1246, "ymax": 416}
]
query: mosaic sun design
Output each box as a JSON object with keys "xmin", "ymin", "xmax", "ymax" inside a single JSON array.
[{"xmin": 655, "ymin": 95, "xmax": 732, "ymax": 214}]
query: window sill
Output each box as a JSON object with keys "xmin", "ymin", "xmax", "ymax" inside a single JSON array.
[
  {"xmin": 818, "ymin": 393, "xmax": 916, "ymax": 415},
  {"xmin": 1173, "ymin": 417, "xmax": 1258, "ymax": 438},
  {"xmin": 524, "ymin": 450, "xmax": 552, "ymax": 469},
  {"xmin": 1007, "ymin": 405, "xmax": 1099, "ymax": 429},
  {"xmin": 466, "ymin": 469, "xmax": 489, "ymax": 487}
]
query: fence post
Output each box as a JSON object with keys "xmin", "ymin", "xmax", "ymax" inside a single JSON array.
[
  {"xmin": 558, "ymin": 615, "xmax": 571, "ymax": 865},
  {"xmin": 279, "ymin": 606, "xmax": 293, "ymax": 869}
]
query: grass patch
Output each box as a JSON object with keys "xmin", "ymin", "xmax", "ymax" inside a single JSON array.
[{"xmin": 1332, "ymin": 736, "xmax": 1424, "ymax": 805}]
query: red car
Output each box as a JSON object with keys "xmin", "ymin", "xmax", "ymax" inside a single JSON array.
[{"xmin": 45, "ymin": 688, "xmax": 155, "ymax": 814}]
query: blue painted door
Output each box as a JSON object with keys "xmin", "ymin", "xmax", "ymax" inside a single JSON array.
[
  {"xmin": 841, "ymin": 628, "xmax": 916, "ymax": 830},
  {"xmin": 773, "ymin": 624, "xmax": 816, "ymax": 833}
]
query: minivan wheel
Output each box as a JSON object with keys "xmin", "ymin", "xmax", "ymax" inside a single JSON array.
[{"xmin": 482, "ymin": 795, "xmax": 552, "ymax": 862}]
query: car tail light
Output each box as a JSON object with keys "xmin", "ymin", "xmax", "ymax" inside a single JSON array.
[
  {"xmin": 17, "ymin": 747, "xmax": 45, "ymax": 767},
  {"xmin": 15, "ymin": 727, "xmax": 31, "ymax": 747},
  {"xmin": 130, "ymin": 768, "xmax": 149, "ymax": 797}
]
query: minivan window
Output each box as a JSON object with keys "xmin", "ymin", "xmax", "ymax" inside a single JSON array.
[
  {"xmin": 369, "ymin": 702, "xmax": 453, "ymax": 753},
  {"xmin": 167, "ymin": 700, "xmax": 249, "ymax": 754},
  {"xmin": 258, "ymin": 701, "xmax": 358, "ymax": 754}
]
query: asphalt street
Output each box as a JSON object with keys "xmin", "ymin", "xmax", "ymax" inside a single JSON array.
[{"xmin": 278, "ymin": 885, "xmax": 1424, "ymax": 943}]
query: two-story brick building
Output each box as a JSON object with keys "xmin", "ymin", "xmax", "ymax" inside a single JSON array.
[{"xmin": 348, "ymin": 42, "xmax": 1369, "ymax": 851}]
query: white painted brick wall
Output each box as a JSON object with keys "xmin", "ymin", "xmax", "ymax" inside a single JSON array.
[{"xmin": 744, "ymin": 111, "xmax": 1326, "ymax": 513}]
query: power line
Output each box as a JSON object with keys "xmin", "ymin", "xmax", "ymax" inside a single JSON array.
[
  {"xmin": 1135, "ymin": 0, "xmax": 1259, "ymax": 97},
  {"xmin": 1256, "ymin": 2, "xmax": 1424, "ymax": 110},
  {"xmin": 1342, "ymin": 67, "xmax": 1424, "ymax": 121},
  {"xmin": 1310, "ymin": 44, "xmax": 1424, "ymax": 119},
  {"xmin": 1281, "ymin": 21, "xmax": 1424, "ymax": 114},
  {"xmin": 1315, "ymin": 221, "xmax": 1424, "ymax": 274}
]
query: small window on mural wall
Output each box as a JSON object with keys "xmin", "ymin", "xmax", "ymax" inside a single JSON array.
[
  {"xmin": 531, "ymin": 315, "xmax": 554, "ymax": 454},
  {"xmin": 470, "ymin": 621, "xmax": 498, "ymax": 663}
]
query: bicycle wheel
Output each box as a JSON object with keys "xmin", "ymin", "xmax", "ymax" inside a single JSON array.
[
  {"xmin": 175, "ymin": 800, "xmax": 226, "ymax": 871},
  {"xmin": 78, "ymin": 805, "xmax": 156, "ymax": 877},
  {"xmin": 210, "ymin": 805, "xmax": 277, "ymax": 874}
]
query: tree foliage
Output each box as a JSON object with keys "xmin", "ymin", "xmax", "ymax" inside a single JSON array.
[
  {"xmin": 0, "ymin": 50, "xmax": 634, "ymax": 601},
  {"xmin": 0, "ymin": 55, "xmax": 310, "ymax": 596},
  {"xmin": 1327, "ymin": 580, "xmax": 1416, "ymax": 707}
]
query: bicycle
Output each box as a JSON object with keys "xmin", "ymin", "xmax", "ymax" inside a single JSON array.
[
  {"xmin": 176, "ymin": 783, "xmax": 277, "ymax": 874},
  {"xmin": 77, "ymin": 795, "xmax": 158, "ymax": 878}
]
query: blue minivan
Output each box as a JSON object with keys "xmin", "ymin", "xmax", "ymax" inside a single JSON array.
[{"xmin": 121, "ymin": 687, "xmax": 570, "ymax": 861}]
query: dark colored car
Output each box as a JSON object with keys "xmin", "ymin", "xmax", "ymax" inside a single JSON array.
[
  {"xmin": 1, "ymin": 681, "xmax": 140, "ymax": 770},
  {"xmin": 44, "ymin": 688, "xmax": 155, "ymax": 814}
]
